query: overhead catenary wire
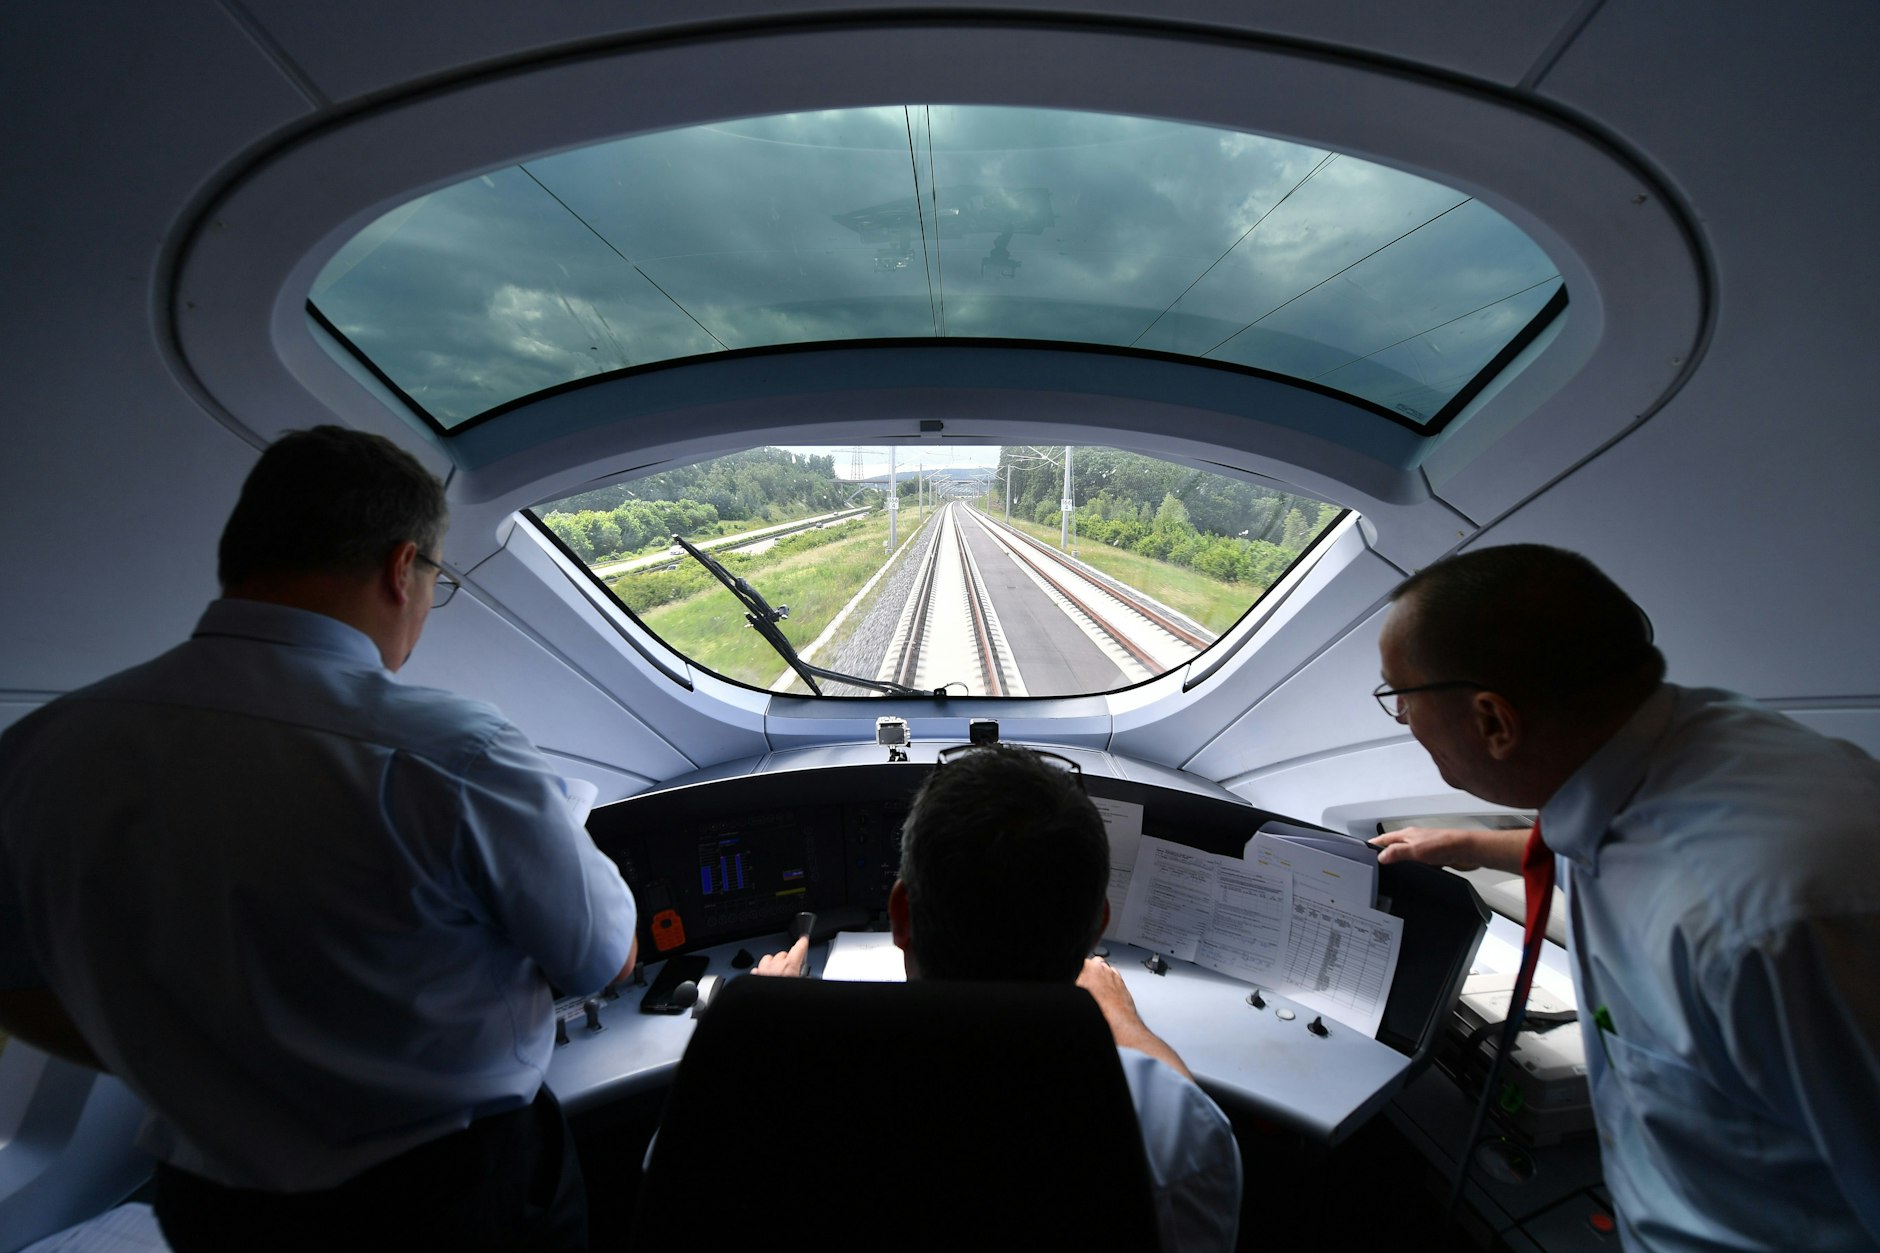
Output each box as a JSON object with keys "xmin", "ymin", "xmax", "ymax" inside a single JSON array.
[
  {"xmin": 905, "ymin": 106, "xmax": 942, "ymax": 337},
  {"xmin": 926, "ymin": 106, "xmax": 946, "ymax": 336},
  {"xmin": 1130, "ymin": 151, "xmax": 1338, "ymax": 349},
  {"xmin": 1201, "ymin": 197, "xmax": 1475, "ymax": 360},
  {"xmin": 518, "ymin": 164, "xmax": 729, "ymax": 353}
]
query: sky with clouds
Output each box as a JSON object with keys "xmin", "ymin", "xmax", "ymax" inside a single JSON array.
[{"xmin": 312, "ymin": 105, "xmax": 1560, "ymax": 430}]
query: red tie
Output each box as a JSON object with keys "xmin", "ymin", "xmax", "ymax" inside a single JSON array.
[
  {"xmin": 1447, "ymin": 819, "xmax": 1557, "ymax": 1212},
  {"xmin": 1512, "ymin": 820, "xmax": 1553, "ymax": 1012}
]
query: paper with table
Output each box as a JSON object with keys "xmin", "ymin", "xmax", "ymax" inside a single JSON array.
[{"xmin": 1115, "ymin": 822, "xmax": 1403, "ymax": 1037}]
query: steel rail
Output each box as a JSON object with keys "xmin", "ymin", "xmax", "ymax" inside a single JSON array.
[
  {"xmin": 978, "ymin": 511, "xmax": 1214, "ymax": 650},
  {"xmin": 957, "ymin": 508, "xmax": 1163, "ymax": 673},
  {"xmin": 952, "ymin": 514, "xmax": 1006, "ymax": 697},
  {"xmin": 893, "ymin": 512, "xmax": 948, "ymax": 691}
]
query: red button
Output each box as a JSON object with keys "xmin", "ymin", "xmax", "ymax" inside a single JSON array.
[{"xmin": 1588, "ymin": 1212, "xmax": 1616, "ymax": 1234}]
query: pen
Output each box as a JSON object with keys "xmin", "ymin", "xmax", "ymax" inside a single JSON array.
[{"xmin": 1593, "ymin": 1004, "xmax": 1615, "ymax": 1065}]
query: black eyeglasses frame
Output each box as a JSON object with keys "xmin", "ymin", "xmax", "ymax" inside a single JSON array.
[
  {"xmin": 935, "ymin": 743, "xmax": 1086, "ymax": 792},
  {"xmin": 1372, "ymin": 679, "xmax": 1489, "ymax": 722},
  {"xmin": 413, "ymin": 552, "xmax": 461, "ymax": 608}
]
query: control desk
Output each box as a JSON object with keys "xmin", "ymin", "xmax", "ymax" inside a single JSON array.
[{"xmin": 551, "ymin": 743, "xmax": 1486, "ymax": 1144}]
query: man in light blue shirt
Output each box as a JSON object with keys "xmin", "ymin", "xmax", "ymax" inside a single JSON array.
[
  {"xmin": 0, "ymin": 427, "xmax": 639, "ymax": 1251},
  {"xmin": 754, "ymin": 745, "xmax": 1243, "ymax": 1252},
  {"xmin": 1371, "ymin": 544, "xmax": 1880, "ymax": 1251}
]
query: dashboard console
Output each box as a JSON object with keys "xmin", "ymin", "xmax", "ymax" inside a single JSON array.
[{"xmin": 555, "ymin": 744, "xmax": 1487, "ymax": 1144}]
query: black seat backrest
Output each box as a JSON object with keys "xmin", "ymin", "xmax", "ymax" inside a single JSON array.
[{"xmin": 631, "ymin": 974, "xmax": 1162, "ymax": 1251}]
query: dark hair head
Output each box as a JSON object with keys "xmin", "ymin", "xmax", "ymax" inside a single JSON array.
[
  {"xmin": 217, "ymin": 426, "xmax": 448, "ymax": 588},
  {"xmin": 899, "ymin": 745, "xmax": 1109, "ymax": 982},
  {"xmin": 1389, "ymin": 544, "xmax": 1665, "ymax": 713}
]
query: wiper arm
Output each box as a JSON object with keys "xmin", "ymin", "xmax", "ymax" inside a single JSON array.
[{"xmin": 668, "ymin": 534, "xmax": 932, "ymax": 697}]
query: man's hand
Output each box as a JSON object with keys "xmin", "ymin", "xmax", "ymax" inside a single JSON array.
[
  {"xmin": 1368, "ymin": 826, "xmax": 1528, "ymax": 873},
  {"xmin": 1077, "ymin": 956, "xmax": 1193, "ymax": 1081},
  {"xmin": 753, "ymin": 935, "xmax": 809, "ymax": 977},
  {"xmin": 1076, "ymin": 955, "xmax": 1142, "ymax": 1025}
]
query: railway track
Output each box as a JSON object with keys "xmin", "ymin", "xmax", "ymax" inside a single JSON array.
[{"xmin": 879, "ymin": 503, "xmax": 1216, "ymax": 697}]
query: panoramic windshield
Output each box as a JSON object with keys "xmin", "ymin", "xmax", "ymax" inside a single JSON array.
[
  {"xmin": 311, "ymin": 106, "xmax": 1563, "ymax": 432},
  {"xmin": 531, "ymin": 446, "xmax": 1342, "ymax": 697}
]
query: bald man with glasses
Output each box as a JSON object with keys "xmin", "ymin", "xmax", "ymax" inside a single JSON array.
[
  {"xmin": 1369, "ymin": 543, "xmax": 1880, "ymax": 1251},
  {"xmin": 0, "ymin": 426, "xmax": 638, "ymax": 1251}
]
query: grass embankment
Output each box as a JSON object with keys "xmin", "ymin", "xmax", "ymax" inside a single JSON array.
[
  {"xmin": 627, "ymin": 514, "xmax": 917, "ymax": 687},
  {"xmin": 1002, "ymin": 517, "xmax": 1258, "ymax": 636}
]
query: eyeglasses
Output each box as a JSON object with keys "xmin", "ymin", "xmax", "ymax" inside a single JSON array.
[
  {"xmin": 413, "ymin": 553, "xmax": 461, "ymax": 608},
  {"xmin": 1372, "ymin": 679, "xmax": 1489, "ymax": 723},
  {"xmin": 935, "ymin": 744, "xmax": 1086, "ymax": 792}
]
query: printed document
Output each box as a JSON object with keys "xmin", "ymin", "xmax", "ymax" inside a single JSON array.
[
  {"xmin": 820, "ymin": 931, "xmax": 907, "ymax": 982},
  {"xmin": 1094, "ymin": 797, "xmax": 1145, "ymax": 938},
  {"xmin": 1118, "ymin": 831, "xmax": 1404, "ymax": 1037},
  {"xmin": 1250, "ymin": 826, "xmax": 1402, "ymax": 1036},
  {"xmin": 1117, "ymin": 837, "xmax": 1290, "ymax": 979}
]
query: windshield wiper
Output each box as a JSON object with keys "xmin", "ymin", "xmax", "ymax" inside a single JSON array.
[{"xmin": 669, "ymin": 534, "xmax": 933, "ymax": 697}]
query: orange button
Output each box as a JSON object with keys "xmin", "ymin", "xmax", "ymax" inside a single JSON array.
[{"xmin": 651, "ymin": 909, "xmax": 687, "ymax": 951}]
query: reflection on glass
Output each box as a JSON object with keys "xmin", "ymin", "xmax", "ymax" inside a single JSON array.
[
  {"xmin": 529, "ymin": 446, "xmax": 1343, "ymax": 699},
  {"xmin": 312, "ymin": 106, "xmax": 1563, "ymax": 429}
]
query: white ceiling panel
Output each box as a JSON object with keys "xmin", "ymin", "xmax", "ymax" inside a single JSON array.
[{"xmin": 242, "ymin": 0, "xmax": 1586, "ymax": 105}]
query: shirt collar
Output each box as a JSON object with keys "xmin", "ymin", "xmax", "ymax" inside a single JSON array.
[
  {"xmin": 192, "ymin": 598, "xmax": 385, "ymax": 670},
  {"xmin": 1539, "ymin": 683, "xmax": 1679, "ymax": 873}
]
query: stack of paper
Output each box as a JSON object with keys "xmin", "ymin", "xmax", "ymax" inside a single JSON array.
[
  {"xmin": 821, "ymin": 931, "xmax": 908, "ymax": 982},
  {"xmin": 1115, "ymin": 822, "xmax": 1403, "ymax": 1037}
]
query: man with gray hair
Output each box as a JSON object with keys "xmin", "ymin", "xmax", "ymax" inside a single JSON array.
[
  {"xmin": 759, "ymin": 744, "xmax": 1243, "ymax": 1252},
  {"xmin": 0, "ymin": 426, "xmax": 638, "ymax": 1250},
  {"xmin": 1371, "ymin": 543, "xmax": 1879, "ymax": 1250}
]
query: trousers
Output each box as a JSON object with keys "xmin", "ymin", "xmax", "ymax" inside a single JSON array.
[{"xmin": 153, "ymin": 1087, "xmax": 587, "ymax": 1251}]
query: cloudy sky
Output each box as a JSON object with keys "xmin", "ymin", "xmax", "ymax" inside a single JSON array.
[
  {"xmin": 778, "ymin": 445, "xmax": 1003, "ymax": 479},
  {"xmin": 311, "ymin": 105, "xmax": 1560, "ymax": 431}
]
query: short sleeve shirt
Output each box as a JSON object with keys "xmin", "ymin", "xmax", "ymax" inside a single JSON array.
[{"xmin": 0, "ymin": 600, "xmax": 638, "ymax": 1190}]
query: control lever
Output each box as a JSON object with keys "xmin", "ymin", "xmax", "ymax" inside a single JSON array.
[{"xmin": 640, "ymin": 954, "xmax": 710, "ymax": 1013}]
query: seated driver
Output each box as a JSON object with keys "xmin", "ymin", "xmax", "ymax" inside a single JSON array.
[{"xmin": 756, "ymin": 744, "xmax": 1242, "ymax": 1252}]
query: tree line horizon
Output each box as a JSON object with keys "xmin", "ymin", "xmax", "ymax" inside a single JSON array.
[{"xmin": 536, "ymin": 446, "xmax": 1341, "ymax": 591}]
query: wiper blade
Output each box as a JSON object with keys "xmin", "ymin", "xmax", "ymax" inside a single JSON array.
[{"xmin": 668, "ymin": 534, "xmax": 931, "ymax": 697}]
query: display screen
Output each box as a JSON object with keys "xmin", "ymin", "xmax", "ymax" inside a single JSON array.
[
  {"xmin": 696, "ymin": 816, "xmax": 808, "ymax": 907},
  {"xmin": 699, "ymin": 838, "xmax": 756, "ymax": 897}
]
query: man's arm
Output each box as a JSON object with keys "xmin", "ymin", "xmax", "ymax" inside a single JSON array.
[
  {"xmin": 0, "ymin": 986, "xmax": 106, "ymax": 1070},
  {"xmin": 1369, "ymin": 825, "xmax": 1528, "ymax": 872},
  {"xmin": 455, "ymin": 728, "xmax": 640, "ymax": 995},
  {"xmin": 1077, "ymin": 957, "xmax": 1194, "ymax": 1082}
]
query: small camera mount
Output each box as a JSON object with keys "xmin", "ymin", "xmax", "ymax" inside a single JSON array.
[{"xmin": 875, "ymin": 716, "xmax": 910, "ymax": 762}]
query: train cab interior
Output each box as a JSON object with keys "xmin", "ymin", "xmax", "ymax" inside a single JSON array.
[{"xmin": 3, "ymin": 3, "xmax": 1877, "ymax": 1250}]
